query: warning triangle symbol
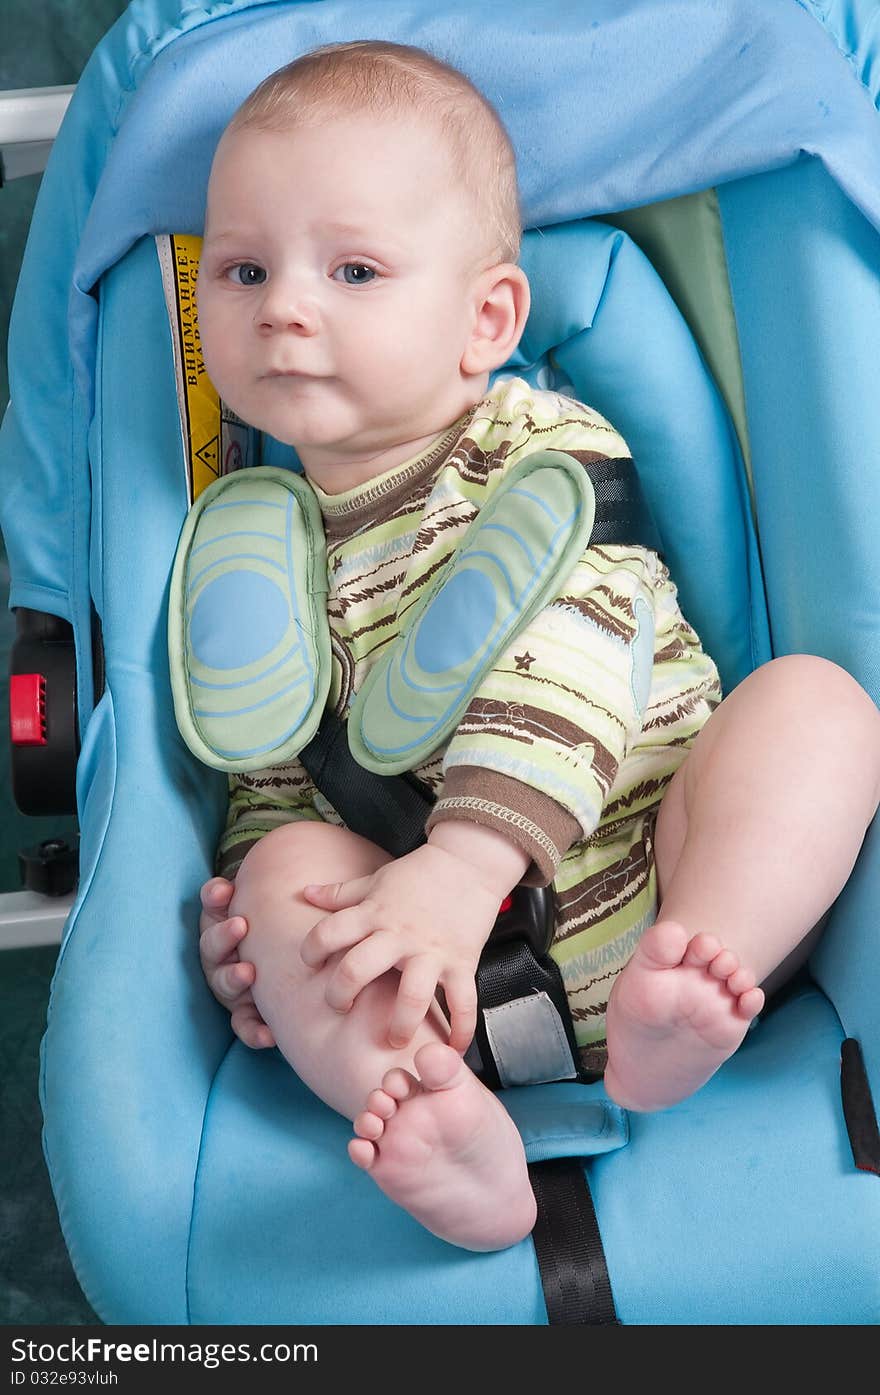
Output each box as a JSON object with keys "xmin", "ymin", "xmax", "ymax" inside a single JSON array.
[{"xmin": 196, "ymin": 435, "xmax": 220, "ymax": 477}]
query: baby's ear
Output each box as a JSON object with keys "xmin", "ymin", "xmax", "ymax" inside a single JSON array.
[{"xmin": 461, "ymin": 263, "xmax": 530, "ymax": 376}]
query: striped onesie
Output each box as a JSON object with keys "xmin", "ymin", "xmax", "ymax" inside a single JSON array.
[{"xmin": 216, "ymin": 375, "xmax": 722, "ymax": 1072}]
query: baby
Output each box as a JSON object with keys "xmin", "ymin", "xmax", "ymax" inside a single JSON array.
[{"xmin": 193, "ymin": 40, "xmax": 880, "ymax": 1252}]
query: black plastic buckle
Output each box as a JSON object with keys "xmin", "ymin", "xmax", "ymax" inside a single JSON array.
[
  {"xmin": 488, "ymin": 883, "xmax": 555, "ymax": 956},
  {"xmin": 465, "ymin": 883, "xmax": 600, "ymax": 1090}
]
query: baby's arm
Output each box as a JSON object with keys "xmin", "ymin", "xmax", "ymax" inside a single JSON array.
[{"xmin": 301, "ymin": 821, "xmax": 529, "ymax": 1051}]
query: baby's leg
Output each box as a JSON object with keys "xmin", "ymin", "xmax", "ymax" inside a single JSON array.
[
  {"xmin": 229, "ymin": 822, "xmax": 536, "ymax": 1250},
  {"xmin": 605, "ymin": 655, "xmax": 880, "ymax": 1111}
]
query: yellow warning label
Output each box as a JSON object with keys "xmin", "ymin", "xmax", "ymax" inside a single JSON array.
[
  {"xmin": 157, "ymin": 234, "xmax": 255, "ymax": 503},
  {"xmin": 196, "ymin": 433, "xmax": 220, "ymax": 476},
  {"xmin": 168, "ymin": 234, "xmax": 220, "ymax": 501}
]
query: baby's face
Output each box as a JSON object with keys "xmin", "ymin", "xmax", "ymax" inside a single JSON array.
[{"xmin": 198, "ymin": 113, "xmax": 489, "ymax": 481}]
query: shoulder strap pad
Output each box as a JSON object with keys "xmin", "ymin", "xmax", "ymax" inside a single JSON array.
[
  {"xmin": 168, "ymin": 466, "xmax": 331, "ymax": 772},
  {"xmin": 348, "ymin": 450, "xmax": 596, "ymax": 774}
]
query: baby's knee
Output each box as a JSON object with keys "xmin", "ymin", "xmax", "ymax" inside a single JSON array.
[
  {"xmin": 229, "ymin": 820, "xmax": 392, "ymax": 925},
  {"xmin": 237, "ymin": 819, "xmax": 341, "ymax": 875},
  {"xmin": 230, "ymin": 822, "xmax": 344, "ymax": 914},
  {"xmin": 762, "ymin": 655, "xmax": 878, "ymax": 732},
  {"xmin": 770, "ymin": 656, "xmax": 880, "ymax": 799},
  {"xmin": 804, "ymin": 657, "xmax": 880, "ymax": 762}
]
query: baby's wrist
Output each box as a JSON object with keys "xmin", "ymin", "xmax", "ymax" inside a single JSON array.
[{"xmin": 427, "ymin": 819, "xmax": 530, "ymax": 900}]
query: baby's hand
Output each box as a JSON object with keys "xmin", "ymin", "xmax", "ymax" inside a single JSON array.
[
  {"xmin": 300, "ymin": 845, "xmax": 504, "ymax": 1054},
  {"xmin": 198, "ymin": 876, "xmax": 275, "ymax": 1049}
]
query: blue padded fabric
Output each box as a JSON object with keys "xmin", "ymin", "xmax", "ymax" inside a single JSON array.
[
  {"xmin": 800, "ymin": 0, "xmax": 880, "ymax": 111},
  {"xmin": 594, "ymin": 986, "xmax": 880, "ymax": 1325},
  {"xmin": 186, "ymin": 987, "xmax": 880, "ymax": 1323},
  {"xmin": 70, "ymin": 0, "xmax": 880, "ymax": 287},
  {"xmin": 717, "ymin": 158, "xmax": 880, "ymax": 1075},
  {"xmin": 40, "ymin": 238, "xmax": 229, "ymax": 1323},
  {"xmin": 187, "ymin": 1057, "xmax": 626, "ymax": 1325},
  {"xmin": 511, "ymin": 221, "xmax": 768, "ymax": 692},
  {"xmin": 718, "ymin": 160, "xmax": 880, "ymax": 700}
]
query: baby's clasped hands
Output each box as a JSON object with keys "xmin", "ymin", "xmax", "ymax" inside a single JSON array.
[{"xmin": 299, "ymin": 842, "xmax": 508, "ymax": 1052}]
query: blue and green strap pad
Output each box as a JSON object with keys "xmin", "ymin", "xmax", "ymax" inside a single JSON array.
[{"xmin": 169, "ymin": 452, "xmax": 595, "ymax": 774}]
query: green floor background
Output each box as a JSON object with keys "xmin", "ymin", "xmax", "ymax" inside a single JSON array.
[{"xmin": 1, "ymin": 0, "xmax": 131, "ymax": 1327}]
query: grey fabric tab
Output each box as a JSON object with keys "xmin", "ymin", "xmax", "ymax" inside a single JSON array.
[{"xmin": 484, "ymin": 991, "xmax": 578, "ymax": 1087}]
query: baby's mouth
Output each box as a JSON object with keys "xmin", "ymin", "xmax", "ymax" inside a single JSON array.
[{"xmin": 264, "ymin": 368, "xmax": 327, "ymax": 380}]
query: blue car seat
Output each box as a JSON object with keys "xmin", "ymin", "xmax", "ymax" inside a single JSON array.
[{"xmin": 3, "ymin": 0, "xmax": 880, "ymax": 1324}]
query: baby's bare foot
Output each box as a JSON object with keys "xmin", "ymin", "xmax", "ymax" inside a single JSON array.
[
  {"xmin": 604, "ymin": 921, "xmax": 765, "ymax": 1112},
  {"xmin": 348, "ymin": 1041, "xmax": 536, "ymax": 1251}
]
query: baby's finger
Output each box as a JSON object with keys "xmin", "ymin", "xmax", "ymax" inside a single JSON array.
[
  {"xmin": 302, "ymin": 874, "xmax": 374, "ymax": 911},
  {"xmin": 300, "ymin": 908, "xmax": 372, "ymax": 969},
  {"xmin": 325, "ymin": 932, "xmax": 401, "ymax": 1014},
  {"xmin": 199, "ymin": 915, "xmax": 248, "ymax": 970},
  {"xmin": 230, "ymin": 1001, "xmax": 276, "ymax": 1050},
  {"xmin": 388, "ymin": 954, "xmax": 440, "ymax": 1049},
  {"xmin": 199, "ymin": 876, "xmax": 236, "ymax": 920},
  {"xmin": 209, "ymin": 956, "xmax": 256, "ymax": 1007},
  {"xmin": 443, "ymin": 969, "xmax": 479, "ymax": 1054}
]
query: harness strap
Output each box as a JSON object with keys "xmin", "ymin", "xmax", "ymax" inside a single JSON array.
[
  {"xmin": 528, "ymin": 1158, "xmax": 619, "ymax": 1325},
  {"xmin": 840, "ymin": 1038, "xmax": 880, "ymax": 1175},
  {"xmin": 468, "ymin": 904, "xmax": 596, "ymax": 1089},
  {"xmin": 299, "ymin": 709, "xmax": 433, "ymax": 860},
  {"xmin": 585, "ymin": 454, "xmax": 662, "ymax": 552}
]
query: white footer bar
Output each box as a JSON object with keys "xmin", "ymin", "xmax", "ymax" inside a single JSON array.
[{"xmin": 0, "ymin": 890, "xmax": 73, "ymax": 950}]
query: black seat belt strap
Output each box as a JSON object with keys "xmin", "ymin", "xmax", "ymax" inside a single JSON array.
[
  {"xmin": 467, "ymin": 888, "xmax": 600, "ymax": 1088},
  {"xmin": 588, "ymin": 454, "xmax": 662, "ymax": 554},
  {"xmin": 299, "ymin": 710, "xmax": 432, "ymax": 859},
  {"xmin": 528, "ymin": 1158, "xmax": 619, "ymax": 1325},
  {"xmin": 841, "ymin": 1038, "xmax": 880, "ymax": 1175}
]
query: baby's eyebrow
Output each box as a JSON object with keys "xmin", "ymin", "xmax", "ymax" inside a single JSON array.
[
  {"xmin": 323, "ymin": 220, "xmax": 375, "ymax": 236},
  {"xmin": 321, "ymin": 219, "xmax": 404, "ymax": 249}
]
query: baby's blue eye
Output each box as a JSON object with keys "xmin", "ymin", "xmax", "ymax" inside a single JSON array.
[
  {"xmin": 229, "ymin": 263, "xmax": 266, "ymax": 286},
  {"xmin": 334, "ymin": 263, "xmax": 376, "ymax": 285}
]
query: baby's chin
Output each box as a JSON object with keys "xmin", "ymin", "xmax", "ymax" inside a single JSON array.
[
  {"xmin": 228, "ymin": 381, "xmax": 467, "ymax": 483},
  {"xmin": 238, "ymin": 384, "xmax": 358, "ymax": 450}
]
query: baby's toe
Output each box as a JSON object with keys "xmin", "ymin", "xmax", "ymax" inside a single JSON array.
[
  {"xmin": 353, "ymin": 1108, "xmax": 385, "ymax": 1142},
  {"xmin": 682, "ymin": 931, "xmax": 721, "ymax": 968},
  {"xmin": 381, "ymin": 1066, "xmax": 418, "ymax": 1102},
  {"xmin": 413, "ymin": 1041, "xmax": 464, "ymax": 1091},
  {"xmin": 348, "ymin": 1137, "xmax": 377, "ymax": 1171},
  {"xmin": 366, "ymin": 1088, "xmax": 397, "ymax": 1121},
  {"xmin": 639, "ymin": 920, "xmax": 689, "ymax": 967},
  {"xmin": 736, "ymin": 986, "xmax": 765, "ymax": 1020},
  {"xmin": 727, "ymin": 965, "xmax": 756, "ymax": 996},
  {"xmin": 707, "ymin": 948, "xmax": 739, "ymax": 981}
]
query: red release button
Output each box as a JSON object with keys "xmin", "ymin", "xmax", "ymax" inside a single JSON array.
[
  {"xmin": 10, "ymin": 673, "xmax": 47, "ymax": 746},
  {"xmin": 498, "ymin": 894, "xmax": 513, "ymax": 915}
]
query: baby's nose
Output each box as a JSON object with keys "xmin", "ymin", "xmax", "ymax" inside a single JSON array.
[{"xmin": 257, "ymin": 282, "xmax": 319, "ymax": 336}]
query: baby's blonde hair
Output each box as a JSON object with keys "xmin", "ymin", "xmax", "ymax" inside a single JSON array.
[{"xmin": 226, "ymin": 40, "xmax": 521, "ymax": 267}]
